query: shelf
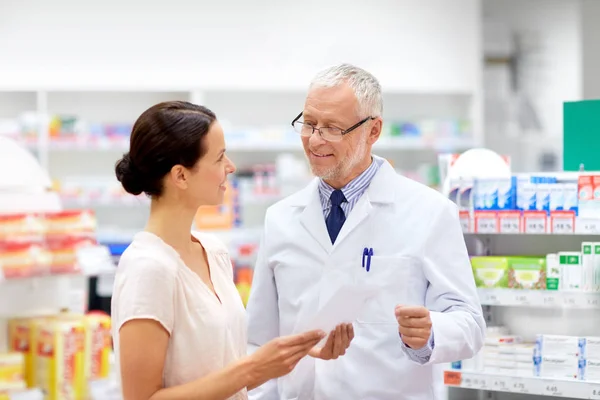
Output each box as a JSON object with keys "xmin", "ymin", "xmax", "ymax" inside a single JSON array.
[
  {"xmin": 460, "ymin": 211, "xmax": 600, "ymax": 235},
  {"xmin": 20, "ymin": 136, "xmax": 476, "ymax": 153},
  {"xmin": 443, "ymin": 370, "xmax": 600, "ymax": 398},
  {"xmin": 478, "ymin": 288, "xmax": 600, "ymax": 309},
  {"xmin": 2, "ymin": 388, "xmax": 44, "ymax": 400}
]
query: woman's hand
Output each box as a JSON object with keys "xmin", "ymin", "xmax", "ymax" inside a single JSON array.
[
  {"xmin": 309, "ymin": 323, "xmax": 354, "ymax": 360},
  {"xmin": 248, "ymin": 329, "xmax": 326, "ymax": 383}
]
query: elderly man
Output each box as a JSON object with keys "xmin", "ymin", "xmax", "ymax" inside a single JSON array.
[{"xmin": 246, "ymin": 63, "xmax": 485, "ymax": 400}]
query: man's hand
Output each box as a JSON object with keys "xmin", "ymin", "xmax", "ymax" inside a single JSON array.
[
  {"xmin": 309, "ymin": 323, "xmax": 354, "ymax": 360},
  {"xmin": 395, "ymin": 305, "xmax": 432, "ymax": 350}
]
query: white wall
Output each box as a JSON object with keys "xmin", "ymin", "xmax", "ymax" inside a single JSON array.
[
  {"xmin": 582, "ymin": 0, "xmax": 600, "ymax": 100},
  {"xmin": 482, "ymin": 0, "xmax": 583, "ymax": 172},
  {"xmin": 0, "ymin": 0, "xmax": 481, "ymax": 93}
]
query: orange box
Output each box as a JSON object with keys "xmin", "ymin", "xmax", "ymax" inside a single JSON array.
[
  {"xmin": 0, "ymin": 242, "xmax": 50, "ymax": 279},
  {"xmin": 46, "ymin": 236, "xmax": 96, "ymax": 275},
  {"xmin": 0, "ymin": 213, "xmax": 44, "ymax": 243},
  {"xmin": 43, "ymin": 210, "xmax": 97, "ymax": 239}
]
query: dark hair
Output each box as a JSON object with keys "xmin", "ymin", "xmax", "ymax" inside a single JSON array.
[{"xmin": 115, "ymin": 101, "xmax": 217, "ymax": 197}]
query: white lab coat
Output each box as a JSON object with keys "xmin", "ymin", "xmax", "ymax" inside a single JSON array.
[{"xmin": 246, "ymin": 157, "xmax": 485, "ymax": 400}]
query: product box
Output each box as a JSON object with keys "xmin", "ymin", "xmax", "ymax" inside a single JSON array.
[
  {"xmin": 533, "ymin": 354, "xmax": 579, "ymax": 379},
  {"xmin": 594, "ymin": 243, "xmax": 600, "ymax": 292},
  {"xmin": 84, "ymin": 312, "xmax": 112, "ymax": 381},
  {"xmin": 507, "ymin": 256, "xmax": 547, "ymax": 290},
  {"xmin": 0, "ymin": 352, "xmax": 25, "ymax": 392},
  {"xmin": 34, "ymin": 317, "xmax": 87, "ymax": 400},
  {"xmin": 7, "ymin": 317, "xmax": 39, "ymax": 388},
  {"xmin": 473, "ymin": 177, "xmax": 516, "ymax": 211},
  {"xmin": 471, "ymin": 257, "xmax": 510, "ymax": 288},
  {"xmin": 535, "ymin": 334, "xmax": 580, "ymax": 357},
  {"xmin": 546, "ymin": 254, "xmax": 561, "ymax": 290},
  {"xmin": 579, "ymin": 359, "xmax": 600, "ymax": 381},
  {"xmin": 582, "ymin": 243, "xmax": 594, "ymax": 291},
  {"xmin": 559, "ymin": 252, "xmax": 583, "ymax": 291},
  {"xmin": 579, "ymin": 337, "xmax": 600, "ymax": 360}
]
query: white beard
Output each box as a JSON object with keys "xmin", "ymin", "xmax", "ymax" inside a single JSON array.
[{"xmin": 307, "ymin": 133, "xmax": 367, "ymax": 182}]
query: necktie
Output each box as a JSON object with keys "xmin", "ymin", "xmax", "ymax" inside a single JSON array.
[{"xmin": 326, "ymin": 189, "xmax": 346, "ymax": 244}]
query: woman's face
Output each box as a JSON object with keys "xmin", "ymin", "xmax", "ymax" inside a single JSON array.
[{"xmin": 185, "ymin": 121, "xmax": 236, "ymax": 207}]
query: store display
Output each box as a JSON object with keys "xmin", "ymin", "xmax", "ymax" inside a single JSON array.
[
  {"xmin": 451, "ymin": 327, "xmax": 600, "ymax": 383},
  {"xmin": 5, "ymin": 311, "xmax": 112, "ymax": 399},
  {"xmin": 0, "ymin": 210, "xmax": 97, "ymax": 279},
  {"xmin": 449, "ymin": 171, "xmax": 600, "ymax": 234},
  {"xmin": 471, "ymin": 242, "xmax": 600, "ymax": 293}
]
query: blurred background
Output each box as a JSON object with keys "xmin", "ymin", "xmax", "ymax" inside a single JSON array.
[{"xmin": 1, "ymin": 0, "xmax": 600, "ymax": 399}]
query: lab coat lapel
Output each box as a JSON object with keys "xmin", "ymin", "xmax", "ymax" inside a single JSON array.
[
  {"xmin": 332, "ymin": 158, "xmax": 396, "ymax": 248},
  {"xmin": 332, "ymin": 194, "xmax": 372, "ymax": 247},
  {"xmin": 297, "ymin": 180, "xmax": 332, "ymax": 253}
]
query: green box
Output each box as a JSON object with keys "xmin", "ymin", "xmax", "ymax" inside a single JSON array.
[
  {"xmin": 506, "ymin": 256, "xmax": 547, "ymax": 290},
  {"xmin": 559, "ymin": 251, "xmax": 582, "ymax": 290},
  {"xmin": 471, "ymin": 257, "xmax": 510, "ymax": 288},
  {"xmin": 563, "ymin": 99, "xmax": 600, "ymax": 171},
  {"xmin": 546, "ymin": 254, "xmax": 560, "ymax": 290}
]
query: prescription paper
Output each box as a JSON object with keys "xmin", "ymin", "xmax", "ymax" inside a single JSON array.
[{"xmin": 299, "ymin": 284, "xmax": 380, "ymax": 333}]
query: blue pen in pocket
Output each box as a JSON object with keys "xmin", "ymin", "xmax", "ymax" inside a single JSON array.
[{"xmin": 362, "ymin": 247, "xmax": 373, "ymax": 272}]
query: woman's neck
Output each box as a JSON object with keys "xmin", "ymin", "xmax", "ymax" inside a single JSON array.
[{"xmin": 145, "ymin": 197, "xmax": 198, "ymax": 253}]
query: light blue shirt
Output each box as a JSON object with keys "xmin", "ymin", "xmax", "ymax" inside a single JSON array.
[{"xmin": 318, "ymin": 156, "xmax": 434, "ymax": 364}]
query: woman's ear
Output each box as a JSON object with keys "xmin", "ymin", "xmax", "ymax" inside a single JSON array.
[{"xmin": 169, "ymin": 165, "xmax": 189, "ymax": 190}]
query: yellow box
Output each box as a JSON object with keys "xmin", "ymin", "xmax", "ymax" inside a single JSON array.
[
  {"xmin": 0, "ymin": 352, "xmax": 25, "ymax": 392},
  {"xmin": 7, "ymin": 318, "xmax": 38, "ymax": 388},
  {"xmin": 85, "ymin": 312, "xmax": 112, "ymax": 381},
  {"xmin": 34, "ymin": 317, "xmax": 87, "ymax": 400}
]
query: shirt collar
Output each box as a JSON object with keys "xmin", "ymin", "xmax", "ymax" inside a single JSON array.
[{"xmin": 318, "ymin": 157, "xmax": 379, "ymax": 204}]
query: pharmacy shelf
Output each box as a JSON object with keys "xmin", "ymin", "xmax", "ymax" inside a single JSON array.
[
  {"xmin": 1, "ymin": 388, "xmax": 44, "ymax": 400},
  {"xmin": 460, "ymin": 211, "xmax": 600, "ymax": 236},
  {"xmin": 478, "ymin": 288, "xmax": 600, "ymax": 309},
  {"xmin": 443, "ymin": 370, "xmax": 600, "ymax": 398},
  {"xmin": 22, "ymin": 136, "xmax": 476, "ymax": 153},
  {"xmin": 0, "ymin": 274, "xmax": 89, "ymax": 318}
]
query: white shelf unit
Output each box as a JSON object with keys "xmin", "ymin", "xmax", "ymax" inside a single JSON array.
[
  {"xmin": 446, "ymin": 232, "xmax": 600, "ymax": 400},
  {"xmin": 0, "ymin": 88, "xmax": 482, "ymax": 240},
  {"xmin": 444, "ymin": 370, "xmax": 600, "ymax": 398}
]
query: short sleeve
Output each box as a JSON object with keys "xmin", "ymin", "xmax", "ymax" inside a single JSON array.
[{"xmin": 113, "ymin": 257, "xmax": 176, "ymax": 335}]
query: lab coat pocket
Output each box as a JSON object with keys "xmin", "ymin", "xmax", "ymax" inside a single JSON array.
[{"xmin": 356, "ymin": 255, "xmax": 413, "ymax": 324}]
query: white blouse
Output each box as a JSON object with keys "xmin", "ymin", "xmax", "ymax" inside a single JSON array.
[{"xmin": 111, "ymin": 231, "xmax": 248, "ymax": 400}]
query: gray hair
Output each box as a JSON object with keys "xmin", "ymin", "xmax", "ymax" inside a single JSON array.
[{"xmin": 309, "ymin": 63, "xmax": 383, "ymax": 117}]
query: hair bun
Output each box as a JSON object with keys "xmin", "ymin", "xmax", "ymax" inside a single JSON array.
[{"xmin": 115, "ymin": 153, "xmax": 145, "ymax": 196}]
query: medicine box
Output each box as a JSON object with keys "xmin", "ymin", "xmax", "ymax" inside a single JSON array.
[
  {"xmin": 471, "ymin": 257, "xmax": 509, "ymax": 288},
  {"xmin": 559, "ymin": 252, "xmax": 582, "ymax": 291},
  {"xmin": 506, "ymin": 256, "xmax": 547, "ymax": 290}
]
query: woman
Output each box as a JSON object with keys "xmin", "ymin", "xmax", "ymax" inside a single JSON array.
[{"xmin": 111, "ymin": 101, "xmax": 351, "ymax": 400}]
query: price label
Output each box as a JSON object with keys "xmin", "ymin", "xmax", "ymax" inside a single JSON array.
[
  {"xmin": 462, "ymin": 375, "xmax": 474, "ymax": 388},
  {"xmin": 551, "ymin": 216, "xmax": 574, "ymax": 234},
  {"xmin": 459, "ymin": 214, "xmax": 470, "ymax": 233},
  {"xmin": 476, "ymin": 217, "xmax": 498, "ymax": 234},
  {"xmin": 563, "ymin": 295, "xmax": 578, "ymax": 307},
  {"xmin": 499, "ymin": 216, "xmax": 521, "ymax": 233},
  {"xmin": 542, "ymin": 294, "xmax": 558, "ymax": 306},
  {"xmin": 587, "ymin": 296, "xmax": 600, "ymax": 308},
  {"xmin": 511, "ymin": 379, "xmax": 530, "ymax": 393},
  {"xmin": 579, "ymin": 219, "xmax": 600, "ymax": 234},
  {"xmin": 543, "ymin": 382, "xmax": 564, "ymax": 396},
  {"xmin": 525, "ymin": 217, "xmax": 546, "ymax": 234},
  {"xmin": 492, "ymin": 377, "xmax": 509, "ymax": 391},
  {"xmin": 487, "ymin": 293, "xmax": 499, "ymax": 304},
  {"xmin": 514, "ymin": 293, "xmax": 530, "ymax": 305},
  {"xmin": 590, "ymin": 384, "xmax": 600, "ymax": 399}
]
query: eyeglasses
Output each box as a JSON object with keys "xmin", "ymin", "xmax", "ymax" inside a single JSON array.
[{"xmin": 291, "ymin": 112, "xmax": 376, "ymax": 142}]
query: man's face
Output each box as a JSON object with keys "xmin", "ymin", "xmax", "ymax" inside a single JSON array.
[{"xmin": 301, "ymin": 83, "xmax": 376, "ymax": 187}]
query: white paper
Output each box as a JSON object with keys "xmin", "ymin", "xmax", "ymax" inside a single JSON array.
[{"xmin": 300, "ymin": 284, "xmax": 379, "ymax": 333}]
